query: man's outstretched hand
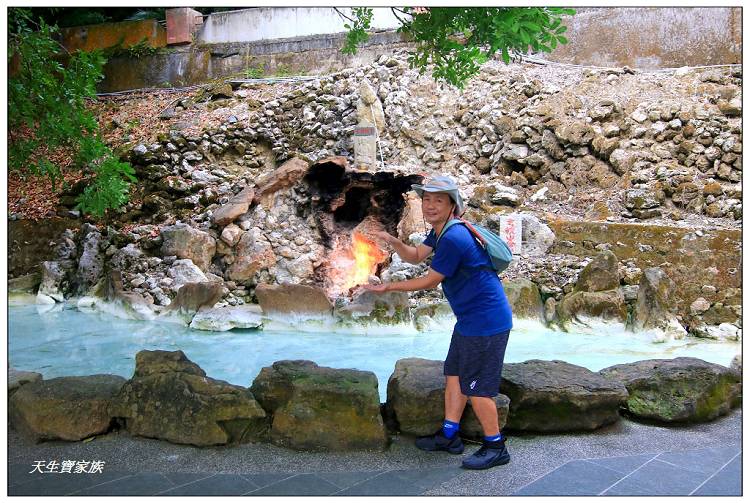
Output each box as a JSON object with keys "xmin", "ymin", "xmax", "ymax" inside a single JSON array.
[
  {"xmin": 361, "ymin": 283, "xmax": 389, "ymax": 293},
  {"xmin": 373, "ymin": 230, "xmax": 395, "ymax": 247}
]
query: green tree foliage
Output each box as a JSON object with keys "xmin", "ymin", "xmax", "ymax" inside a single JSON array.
[
  {"xmin": 8, "ymin": 8, "xmax": 136, "ymax": 217},
  {"xmin": 339, "ymin": 7, "xmax": 575, "ymax": 89}
]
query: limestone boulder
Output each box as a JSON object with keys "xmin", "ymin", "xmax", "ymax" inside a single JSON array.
[
  {"xmin": 8, "ymin": 272, "xmax": 41, "ymax": 293},
  {"xmin": 207, "ymin": 82, "xmax": 233, "ymax": 100},
  {"xmin": 256, "ymin": 284, "xmax": 333, "ymax": 316},
  {"xmin": 37, "ymin": 261, "xmax": 66, "ymax": 303},
  {"xmin": 557, "ymin": 290, "xmax": 628, "ymax": 329},
  {"xmin": 335, "ymin": 290, "xmax": 411, "ymax": 325},
  {"xmin": 555, "ymin": 121, "xmax": 595, "ymax": 146},
  {"xmin": 600, "ymin": 357, "xmax": 741, "ymax": 423},
  {"xmin": 160, "ymin": 224, "xmax": 216, "ymax": 272},
  {"xmin": 384, "ymin": 358, "xmax": 509, "ymax": 439},
  {"xmin": 520, "ymin": 213, "xmax": 555, "ymax": 257},
  {"xmin": 575, "ymin": 251, "xmax": 620, "ymax": 292},
  {"xmin": 254, "ymin": 157, "xmax": 309, "ymax": 206},
  {"xmin": 227, "ymin": 231, "xmax": 276, "ymax": 282},
  {"xmin": 396, "ymin": 191, "xmax": 427, "ymax": 241},
  {"xmin": 109, "ymin": 350, "xmax": 267, "ymax": 446},
  {"xmin": 250, "ymin": 360, "xmax": 388, "ymax": 451},
  {"xmin": 624, "ymin": 187, "xmax": 665, "ymax": 212},
  {"xmin": 91, "ymin": 270, "xmax": 156, "ymax": 321},
  {"xmin": 212, "ymin": 186, "xmax": 256, "ymax": 227},
  {"xmin": 10, "ymin": 375, "xmax": 126, "ymax": 442},
  {"xmin": 633, "ymin": 267, "xmax": 677, "ymax": 331},
  {"xmin": 189, "ymin": 304, "xmax": 264, "ymax": 332},
  {"xmin": 220, "ymin": 223, "xmax": 243, "ymax": 247},
  {"xmin": 503, "ymin": 279, "xmax": 543, "ymax": 321},
  {"xmin": 8, "ymin": 368, "xmax": 43, "ymax": 397},
  {"xmin": 609, "ymin": 149, "xmax": 638, "ymax": 175},
  {"xmin": 76, "ymin": 226, "xmax": 104, "ymax": 295},
  {"xmin": 467, "ymin": 182, "xmax": 519, "ymax": 208},
  {"xmin": 502, "ymin": 360, "xmax": 628, "ymax": 432},
  {"xmin": 167, "ymin": 259, "xmax": 209, "ymax": 291},
  {"xmin": 160, "ymin": 281, "xmax": 224, "ymax": 323}
]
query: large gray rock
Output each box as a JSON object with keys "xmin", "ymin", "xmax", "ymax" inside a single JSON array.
[
  {"xmin": 76, "ymin": 227, "xmax": 104, "ymax": 295},
  {"xmin": 600, "ymin": 357, "xmax": 741, "ymax": 423},
  {"xmin": 609, "ymin": 149, "xmax": 637, "ymax": 175},
  {"xmin": 557, "ymin": 290, "xmax": 628, "ymax": 329},
  {"xmin": 255, "ymin": 283, "xmax": 333, "ymax": 316},
  {"xmin": 9, "ymin": 375, "xmax": 126, "ymax": 442},
  {"xmin": 8, "ymin": 368, "xmax": 43, "ymax": 397},
  {"xmin": 227, "ymin": 231, "xmax": 276, "ymax": 282},
  {"xmin": 396, "ymin": 191, "xmax": 427, "ymax": 241},
  {"xmin": 633, "ymin": 267, "xmax": 677, "ymax": 331},
  {"xmin": 520, "ymin": 213, "xmax": 555, "ymax": 257},
  {"xmin": 189, "ymin": 304, "xmax": 264, "ymax": 332},
  {"xmin": 335, "ymin": 290, "xmax": 411, "ymax": 325},
  {"xmin": 109, "ymin": 350, "xmax": 267, "ymax": 446},
  {"xmin": 37, "ymin": 261, "xmax": 66, "ymax": 303},
  {"xmin": 160, "ymin": 224, "xmax": 216, "ymax": 272},
  {"xmin": 555, "ymin": 121, "xmax": 595, "ymax": 146},
  {"xmin": 162, "ymin": 282, "xmax": 224, "ymax": 317},
  {"xmin": 167, "ymin": 259, "xmax": 208, "ymax": 291},
  {"xmin": 384, "ymin": 358, "xmax": 509, "ymax": 439},
  {"xmin": 502, "ymin": 360, "xmax": 628, "ymax": 432},
  {"xmin": 9, "ymin": 272, "xmax": 42, "ymax": 293},
  {"xmin": 250, "ymin": 360, "xmax": 388, "ymax": 451},
  {"xmin": 503, "ymin": 279, "xmax": 544, "ymax": 321},
  {"xmin": 574, "ymin": 251, "xmax": 620, "ymax": 292},
  {"xmin": 91, "ymin": 270, "xmax": 156, "ymax": 320}
]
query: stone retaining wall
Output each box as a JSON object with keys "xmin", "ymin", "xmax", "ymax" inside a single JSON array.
[{"xmin": 9, "ymin": 353, "xmax": 741, "ymax": 447}]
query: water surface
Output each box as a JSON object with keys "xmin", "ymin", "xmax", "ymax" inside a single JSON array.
[{"xmin": 9, "ymin": 304, "xmax": 739, "ymax": 402}]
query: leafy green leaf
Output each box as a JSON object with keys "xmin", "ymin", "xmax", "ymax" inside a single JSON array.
[
  {"xmin": 340, "ymin": 7, "xmax": 575, "ymax": 88},
  {"xmin": 9, "ymin": 8, "xmax": 137, "ymax": 217}
]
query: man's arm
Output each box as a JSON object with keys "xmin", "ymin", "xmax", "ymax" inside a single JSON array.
[{"xmin": 375, "ymin": 231, "xmax": 433, "ymax": 264}]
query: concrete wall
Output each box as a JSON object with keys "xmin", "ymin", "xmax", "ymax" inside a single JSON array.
[
  {"xmin": 99, "ymin": 31, "xmax": 409, "ymax": 92},
  {"xmin": 96, "ymin": 7, "xmax": 741, "ymax": 92},
  {"xmin": 60, "ymin": 19, "xmax": 167, "ymax": 52},
  {"xmin": 549, "ymin": 7, "xmax": 741, "ymax": 68},
  {"xmin": 198, "ymin": 7, "xmax": 402, "ymax": 44}
]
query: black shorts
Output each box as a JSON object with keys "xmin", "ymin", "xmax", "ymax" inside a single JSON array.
[{"xmin": 443, "ymin": 328, "xmax": 510, "ymax": 397}]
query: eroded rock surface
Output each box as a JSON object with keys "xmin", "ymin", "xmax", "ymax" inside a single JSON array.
[
  {"xmin": 250, "ymin": 360, "xmax": 387, "ymax": 451},
  {"xmin": 600, "ymin": 357, "xmax": 741, "ymax": 423}
]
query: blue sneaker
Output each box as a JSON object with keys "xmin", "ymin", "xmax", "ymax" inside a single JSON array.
[
  {"xmin": 461, "ymin": 439, "xmax": 510, "ymax": 470},
  {"xmin": 415, "ymin": 429, "xmax": 465, "ymax": 454}
]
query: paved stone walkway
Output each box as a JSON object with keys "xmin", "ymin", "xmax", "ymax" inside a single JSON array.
[
  {"xmin": 7, "ymin": 410, "xmax": 742, "ymax": 496},
  {"xmin": 8, "ymin": 444, "xmax": 742, "ymax": 496}
]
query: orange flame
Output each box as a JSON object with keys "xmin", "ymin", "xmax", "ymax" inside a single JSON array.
[{"xmin": 345, "ymin": 232, "xmax": 387, "ymax": 291}]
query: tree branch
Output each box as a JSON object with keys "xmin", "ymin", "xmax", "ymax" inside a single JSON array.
[
  {"xmin": 390, "ymin": 7, "xmax": 410, "ymax": 27},
  {"xmin": 333, "ymin": 7, "xmax": 355, "ymax": 24}
]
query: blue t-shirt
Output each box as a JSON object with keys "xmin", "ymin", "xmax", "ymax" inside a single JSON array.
[{"xmin": 423, "ymin": 224, "xmax": 513, "ymax": 336}]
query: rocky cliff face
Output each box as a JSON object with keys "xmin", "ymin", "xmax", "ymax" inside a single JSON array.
[{"xmin": 10, "ymin": 51, "xmax": 742, "ymax": 338}]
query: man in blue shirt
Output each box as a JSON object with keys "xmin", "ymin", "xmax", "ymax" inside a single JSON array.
[{"xmin": 364, "ymin": 176, "xmax": 512, "ymax": 470}]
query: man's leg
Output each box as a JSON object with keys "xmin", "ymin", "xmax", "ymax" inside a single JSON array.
[
  {"xmin": 413, "ymin": 375, "xmax": 467, "ymax": 453},
  {"xmin": 445, "ymin": 375, "xmax": 468, "ymax": 422},
  {"xmin": 469, "ymin": 396, "xmax": 500, "ymax": 436}
]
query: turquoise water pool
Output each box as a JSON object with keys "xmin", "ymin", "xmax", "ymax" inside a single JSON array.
[{"xmin": 8, "ymin": 303, "xmax": 740, "ymax": 402}]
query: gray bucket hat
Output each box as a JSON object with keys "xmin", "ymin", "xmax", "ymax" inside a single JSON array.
[{"xmin": 411, "ymin": 175, "xmax": 465, "ymax": 216}]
